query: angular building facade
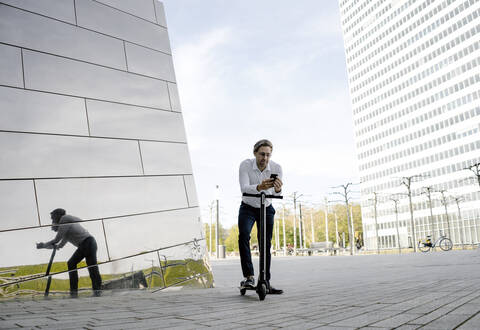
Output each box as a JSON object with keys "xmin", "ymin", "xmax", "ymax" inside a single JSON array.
[
  {"xmin": 0, "ymin": 0, "xmax": 212, "ymax": 298},
  {"xmin": 339, "ymin": 0, "xmax": 480, "ymax": 250}
]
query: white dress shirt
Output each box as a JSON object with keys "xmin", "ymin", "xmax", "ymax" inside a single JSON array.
[{"xmin": 239, "ymin": 158, "xmax": 283, "ymax": 208}]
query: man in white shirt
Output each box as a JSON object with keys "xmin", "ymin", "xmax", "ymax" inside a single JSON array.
[{"xmin": 238, "ymin": 139, "xmax": 283, "ymax": 294}]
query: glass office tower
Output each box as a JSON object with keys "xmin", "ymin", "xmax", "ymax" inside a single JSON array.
[
  {"xmin": 339, "ymin": 0, "xmax": 480, "ymax": 250},
  {"xmin": 0, "ymin": 0, "xmax": 212, "ymax": 299}
]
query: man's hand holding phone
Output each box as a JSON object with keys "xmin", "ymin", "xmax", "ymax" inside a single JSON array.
[
  {"xmin": 270, "ymin": 174, "xmax": 282, "ymax": 193},
  {"xmin": 257, "ymin": 174, "xmax": 282, "ymax": 192}
]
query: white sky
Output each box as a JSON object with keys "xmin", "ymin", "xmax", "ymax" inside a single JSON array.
[{"xmin": 162, "ymin": 1, "xmax": 359, "ymax": 226}]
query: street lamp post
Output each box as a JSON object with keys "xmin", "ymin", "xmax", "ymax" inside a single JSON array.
[
  {"xmin": 292, "ymin": 192, "xmax": 303, "ymax": 255},
  {"xmin": 282, "ymin": 204, "xmax": 286, "ymax": 255},
  {"xmin": 422, "ymin": 186, "xmax": 437, "ymax": 241},
  {"xmin": 332, "ymin": 183, "xmax": 355, "ymax": 256},
  {"xmin": 324, "ymin": 197, "xmax": 329, "ymax": 248},
  {"xmin": 350, "ymin": 204, "xmax": 355, "ymax": 248},
  {"xmin": 301, "ymin": 204, "xmax": 307, "ymax": 248},
  {"xmin": 209, "ymin": 201, "xmax": 214, "ymax": 256},
  {"xmin": 361, "ymin": 202, "xmax": 368, "ymax": 252},
  {"xmin": 334, "ymin": 209, "xmax": 339, "ymax": 247},
  {"xmin": 310, "ymin": 210, "xmax": 315, "ymax": 243},
  {"xmin": 400, "ymin": 176, "xmax": 424, "ymax": 252},
  {"xmin": 370, "ymin": 192, "xmax": 380, "ymax": 254},
  {"xmin": 464, "ymin": 163, "xmax": 480, "ymax": 247},
  {"xmin": 273, "ymin": 215, "xmax": 278, "ymax": 251},
  {"xmin": 390, "ymin": 196, "xmax": 402, "ymax": 254},
  {"xmin": 452, "ymin": 196, "xmax": 466, "ymax": 249},
  {"xmin": 215, "ymin": 185, "xmax": 220, "ymax": 259},
  {"xmin": 438, "ymin": 190, "xmax": 452, "ymax": 240},
  {"xmin": 299, "ymin": 203, "xmax": 304, "ymax": 250}
]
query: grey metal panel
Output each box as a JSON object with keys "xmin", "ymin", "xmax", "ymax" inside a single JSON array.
[
  {"xmin": 0, "ymin": 4, "xmax": 127, "ymax": 70},
  {"xmin": 103, "ymin": 208, "xmax": 201, "ymax": 259},
  {"xmin": 140, "ymin": 141, "xmax": 193, "ymax": 175},
  {"xmin": 87, "ymin": 100, "xmax": 186, "ymax": 142},
  {"xmin": 0, "ymin": 132, "xmax": 142, "ymax": 179},
  {"xmin": 0, "ymin": 44, "xmax": 23, "ymax": 88},
  {"xmin": 100, "ymin": 250, "xmax": 160, "ymax": 275},
  {"xmin": 23, "ymin": 50, "xmax": 170, "ymax": 110},
  {"xmin": 0, "ymin": 220, "xmax": 108, "ymax": 267},
  {"xmin": 160, "ymin": 242, "xmax": 204, "ymax": 262},
  {"xmin": 0, "ymin": 180, "xmax": 38, "ymax": 231},
  {"xmin": 153, "ymin": 1, "xmax": 167, "ymax": 27},
  {"xmin": 95, "ymin": 0, "xmax": 156, "ymax": 23},
  {"xmin": 35, "ymin": 176, "xmax": 189, "ymax": 225},
  {"xmin": 75, "ymin": 0, "xmax": 171, "ymax": 53},
  {"xmin": 184, "ymin": 175, "xmax": 199, "ymax": 207},
  {"xmin": 0, "ymin": 87, "xmax": 88, "ymax": 135},
  {"xmin": 167, "ymin": 82, "xmax": 182, "ymax": 112},
  {"xmin": 125, "ymin": 42, "xmax": 175, "ymax": 81},
  {"xmin": 0, "ymin": 0, "xmax": 76, "ymax": 24}
]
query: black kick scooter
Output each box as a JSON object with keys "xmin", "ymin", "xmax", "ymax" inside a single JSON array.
[
  {"xmin": 240, "ymin": 191, "xmax": 282, "ymax": 301},
  {"xmin": 44, "ymin": 244, "xmax": 57, "ymax": 297}
]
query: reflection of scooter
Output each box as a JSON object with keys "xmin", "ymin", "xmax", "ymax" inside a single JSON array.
[
  {"xmin": 44, "ymin": 245, "xmax": 57, "ymax": 297},
  {"xmin": 239, "ymin": 192, "xmax": 282, "ymax": 301}
]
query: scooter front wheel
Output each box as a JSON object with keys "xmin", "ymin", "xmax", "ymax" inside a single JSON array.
[
  {"xmin": 257, "ymin": 283, "xmax": 267, "ymax": 301},
  {"xmin": 240, "ymin": 288, "xmax": 246, "ymax": 296}
]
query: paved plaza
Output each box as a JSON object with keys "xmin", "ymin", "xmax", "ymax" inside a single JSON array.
[{"xmin": 2, "ymin": 250, "xmax": 480, "ymax": 329}]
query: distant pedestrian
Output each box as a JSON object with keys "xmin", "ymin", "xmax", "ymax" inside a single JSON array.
[
  {"xmin": 355, "ymin": 237, "xmax": 362, "ymax": 250},
  {"xmin": 37, "ymin": 208, "xmax": 102, "ymax": 298}
]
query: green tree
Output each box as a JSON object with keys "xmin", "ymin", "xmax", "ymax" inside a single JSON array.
[
  {"xmin": 224, "ymin": 226, "xmax": 239, "ymax": 252},
  {"xmin": 203, "ymin": 223, "xmax": 227, "ymax": 253}
]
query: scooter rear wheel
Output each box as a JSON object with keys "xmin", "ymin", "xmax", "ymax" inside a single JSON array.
[{"xmin": 240, "ymin": 288, "xmax": 246, "ymax": 296}]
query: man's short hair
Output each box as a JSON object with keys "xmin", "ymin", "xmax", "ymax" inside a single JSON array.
[
  {"xmin": 50, "ymin": 208, "xmax": 66, "ymax": 223},
  {"xmin": 253, "ymin": 139, "xmax": 273, "ymax": 153}
]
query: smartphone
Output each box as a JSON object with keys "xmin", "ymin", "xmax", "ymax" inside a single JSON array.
[{"xmin": 270, "ymin": 174, "xmax": 278, "ymax": 180}]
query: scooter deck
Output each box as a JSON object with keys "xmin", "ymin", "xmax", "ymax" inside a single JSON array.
[
  {"xmin": 238, "ymin": 285, "xmax": 256, "ymax": 291},
  {"xmin": 239, "ymin": 285, "xmax": 256, "ymax": 296}
]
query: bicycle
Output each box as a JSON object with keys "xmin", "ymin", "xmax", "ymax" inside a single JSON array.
[{"xmin": 418, "ymin": 235, "xmax": 453, "ymax": 252}]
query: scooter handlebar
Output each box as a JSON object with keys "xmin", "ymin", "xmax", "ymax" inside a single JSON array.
[{"xmin": 242, "ymin": 193, "xmax": 283, "ymax": 199}]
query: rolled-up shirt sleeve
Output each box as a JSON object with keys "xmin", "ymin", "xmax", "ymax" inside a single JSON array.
[
  {"xmin": 45, "ymin": 224, "xmax": 68, "ymax": 248},
  {"xmin": 239, "ymin": 161, "xmax": 259, "ymax": 194}
]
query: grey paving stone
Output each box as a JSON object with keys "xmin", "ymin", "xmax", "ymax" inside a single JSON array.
[
  {"xmin": 393, "ymin": 325, "xmax": 421, "ymax": 330},
  {"xmin": 0, "ymin": 320, "xmax": 23, "ymax": 329},
  {"xmin": 207, "ymin": 323, "xmax": 254, "ymax": 330},
  {"xmin": 329, "ymin": 310, "xmax": 401, "ymax": 328},
  {"xmin": 9, "ymin": 317, "xmax": 58, "ymax": 327},
  {"xmin": 310, "ymin": 308, "xmax": 367, "ymax": 324},
  {"xmin": 449, "ymin": 301, "xmax": 480, "ymax": 315},
  {"xmin": 420, "ymin": 313, "xmax": 474, "ymax": 329},
  {"xmin": 407, "ymin": 307, "xmax": 451, "ymax": 325},
  {"xmin": 412, "ymin": 297, "xmax": 459, "ymax": 314},
  {"xmin": 274, "ymin": 319, "xmax": 326, "ymax": 329},
  {"xmin": 370, "ymin": 313, "xmax": 423, "ymax": 328},
  {"xmin": 314, "ymin": 326, "xmax": 356, "ymax": 330},
  {"xmin": 456, "ymin": 311, "xmax": 480, "ymax": 330}
]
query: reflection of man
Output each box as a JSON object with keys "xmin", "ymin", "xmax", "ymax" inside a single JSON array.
[
  {"xmin": 36, "ymin": 208, "xmax": 102, "ymax": 298},
  {"xmin": 238, "ymin": 139, "xmax": 283, "ymax": 294}
]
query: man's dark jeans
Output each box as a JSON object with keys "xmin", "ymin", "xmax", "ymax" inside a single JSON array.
[
  {"xmin": 238, "ymin": 202, "xmax": 275, "ymax": 281},
  {"xmin": 67, "ymin": 236, "xmax": 102, "ymax": 295}
]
